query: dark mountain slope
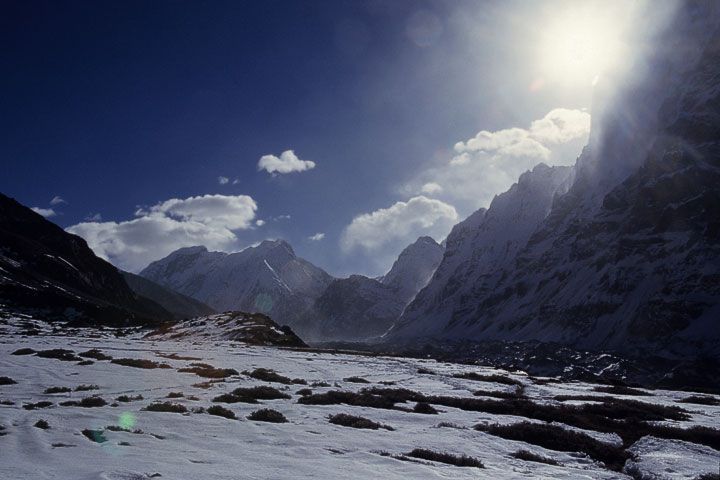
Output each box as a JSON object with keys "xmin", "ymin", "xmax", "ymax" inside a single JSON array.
[
  {"xmin": 121, "ymin": 271, "xmax": 215, "ymax": 320},
  {"xmin": 0, "ymin": 193, "xmax": 171, "ymax": 326}
]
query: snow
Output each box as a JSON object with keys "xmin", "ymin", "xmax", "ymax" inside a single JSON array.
[
  {"xmin": 624, "ymin": 436, "xmax": 720, "ymax": 479},
  {"xmin": 1, "ymin": 318, "xmax": 718, "ymax": 479},
  {"xmin": 264, "ymin": 259, "xmax": 292, "ymax": 293}
]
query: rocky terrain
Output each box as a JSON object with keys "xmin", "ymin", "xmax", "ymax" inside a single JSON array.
[{"xmin": 146, "ymin": 311, "xmax": 307, "ymax": 347}]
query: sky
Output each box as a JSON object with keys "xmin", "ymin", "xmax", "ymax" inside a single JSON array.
[{"xmin": 0, "ymin": 0, "xmax": 635, "ymax": 277}]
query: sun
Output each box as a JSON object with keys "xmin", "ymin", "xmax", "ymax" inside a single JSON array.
[{"xmin": 539, "ymin": 5, "xmax": 628, "ymax": 86}]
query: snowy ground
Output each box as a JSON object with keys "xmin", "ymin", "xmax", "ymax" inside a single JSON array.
[{"xmin": 1, "ymin": 320, "xmax": 719, "ymax": 479}]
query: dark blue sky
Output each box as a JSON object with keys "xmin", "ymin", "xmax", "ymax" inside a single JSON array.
[{"xmin": 1, "ymin": 0, "xmax": 604, "ymax": 275}]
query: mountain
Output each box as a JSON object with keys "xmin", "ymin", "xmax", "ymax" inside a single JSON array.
[
  {"xmin": 298, "ymin": 237, "xmax": 444, "ymax": 342},
  {"xmin": 390, "ymin": 2, "xmax": 720, "ymax": 360},
  {"xmin": 297, "ymin": 275, "xmax": 404, "ymax": 342},
  {"xmin": 379, "ymin": 236, "xmax": 444, "ymax": 304},
  {"xmin": 121, "ymin": 271, "xmax": 215, "ymax": 320},
  {"xmin": 0, "ymin": 193, "xmax": 171, "ymax": 326},
  {"xmin": 392, "ymin": 163, "xmax": 575, "ymax": 338},
  {"xmin": 139, "ymin": 240, "xmax": 333, "ymax": 328}
]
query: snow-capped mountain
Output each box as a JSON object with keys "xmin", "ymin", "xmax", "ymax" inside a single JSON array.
[
  {"xmin": 0, "ymin": 193, "xmax": 173, "ymax": 326},
  {"xmin": 379, "ymin": 236, "xmax": 444, "ymax": 304},
  {"xmin": 139, "ymin": 240, "xmax": 333, "ymax": 329},
  {"xmin": 392, "ymin": 163, "xmax": 575, "ymax": 338},
  {"xmin": 390, "ymin": 2, "xmax": 720, "ymax": 360},
  {"xmin": 142, "ymin": 236, "xmax": 444, "ymax": 343}
]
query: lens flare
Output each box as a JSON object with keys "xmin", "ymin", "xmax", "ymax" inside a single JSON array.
[{"xmin": 119, "ymin": 412, "xmax": 136, "ymax": 430}]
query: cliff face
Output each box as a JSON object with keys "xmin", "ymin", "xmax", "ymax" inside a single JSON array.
[
  {"xmin": 379, "ymin": 236, "xmax": 444, "ymax": 304},
  {"xmin": 391, "ymin": 2, "xmax": 720, "ymax": 359},
  {"xmin": 391, "ymin": 164, "xmax": 575, "ymax": 338}
]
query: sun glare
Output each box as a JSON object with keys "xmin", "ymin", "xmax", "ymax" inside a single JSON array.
[{"xmin": 539, "ymin": 5, "xmax": 628, "ymax": 86}]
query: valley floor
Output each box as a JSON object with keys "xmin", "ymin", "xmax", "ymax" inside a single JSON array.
[{"xmin": 1, "ymin": 317, "xmax": 719, "ymax": 479}]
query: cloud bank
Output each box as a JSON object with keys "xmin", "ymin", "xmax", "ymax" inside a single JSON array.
[
  {"xmin": 67, "ymin": 194, "xmax": 257, "ymax": 273},
  {"xmin": 258, "ymin": 150, "xmax": 316, "ymax": 175},
  {"xmin": 409, "ymin": 108, "xmax": 590, "ymax": 215}
]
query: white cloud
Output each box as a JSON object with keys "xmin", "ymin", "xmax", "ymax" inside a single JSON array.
[
  {"xmin": 50, "ymin": 196, "xmax": 66, "ymax": 206},
  {"xmin": 528, "ymin": 108, "xmax": 592, "ymax": 144},
  {"xmin": 255, "ymin": 219, "xmax": 266, "ymax": 227},
  {"xmin": 420, "ymin": 182, "xmax": 443, "ymax": 195},
  {"xmin": 258, "ymin": 150, "xmax": 316, "ymax": 175},
  {"xmin": 218, "ymin": 176, "xmax": 229, "ymax": 185},
  {"xmin": 341, "ymin": 196, "xmax": 457, "ymax": 258},
  {"xmin": 138, "ymin": 194, "xmax": 257, "ymax": 230},
  {"xmin": 85, "ymin": 213, "xmax": 102, "ymax": 222},
  {"xmin": 67, "ymin": 194, "xmax": 257, "ymax": 273},
  {"xmin": 308, "ymin": 232, "xmax": 325, "ymax": 241},
  {"xmin": 31, "ymin": 207, "xmax": 56, "ymax": 218},
  {"xmin": 454, "ymin": 127, "xmax": 550, "ymax": 160},
  {"xmin": 409, "ymin": 108, "xmax": 590, "ymax": 215}
]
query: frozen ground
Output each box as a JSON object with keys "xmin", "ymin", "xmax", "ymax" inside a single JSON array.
[{"xmin": 1, "ymin": 318, "xmax": 718, "ymax": 479}]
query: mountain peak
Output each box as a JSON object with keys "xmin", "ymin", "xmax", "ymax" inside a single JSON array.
[
  {"xmin": 412, "ymin": 236, "xmax": 440, "ymax": 246},
  {"xmin": 172, "ymin": 245, "xmax": 209, "ymax": 256},
  {"xmin": 256, "ymin": 239, "xmax": 295, "ymax": 256},
  {"xmin": 139, "ymin": 237, "xmax": 333, "ymax": 327},
  {"xmin": 381, "ymin": 236, "xmax": 444, "ymax": 304}
]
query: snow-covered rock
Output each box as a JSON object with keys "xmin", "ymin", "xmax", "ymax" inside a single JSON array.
[
  {"xmin": 146, "ymin": 311, "xmax": 306, "ymax": 347},
  {"xmin": 624, "ymin": 436, "xmax": 720, "ymax": 479},
  {"xmin": 139, "ymin": 240, "xmax": 333, "ymax": 329}
]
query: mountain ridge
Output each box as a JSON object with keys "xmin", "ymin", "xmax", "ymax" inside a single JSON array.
[
  {"xmin": 388, "ymin": 2, "xmax": 720, "ymax": 360},
  {"xmin": 0, "ymin": 192, "xmax": 172, "ymax": 326}
]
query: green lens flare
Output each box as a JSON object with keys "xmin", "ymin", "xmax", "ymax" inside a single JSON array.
[{"xmin": 119, "ymin": 412, "xmax": 136, "ymax": 430}]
